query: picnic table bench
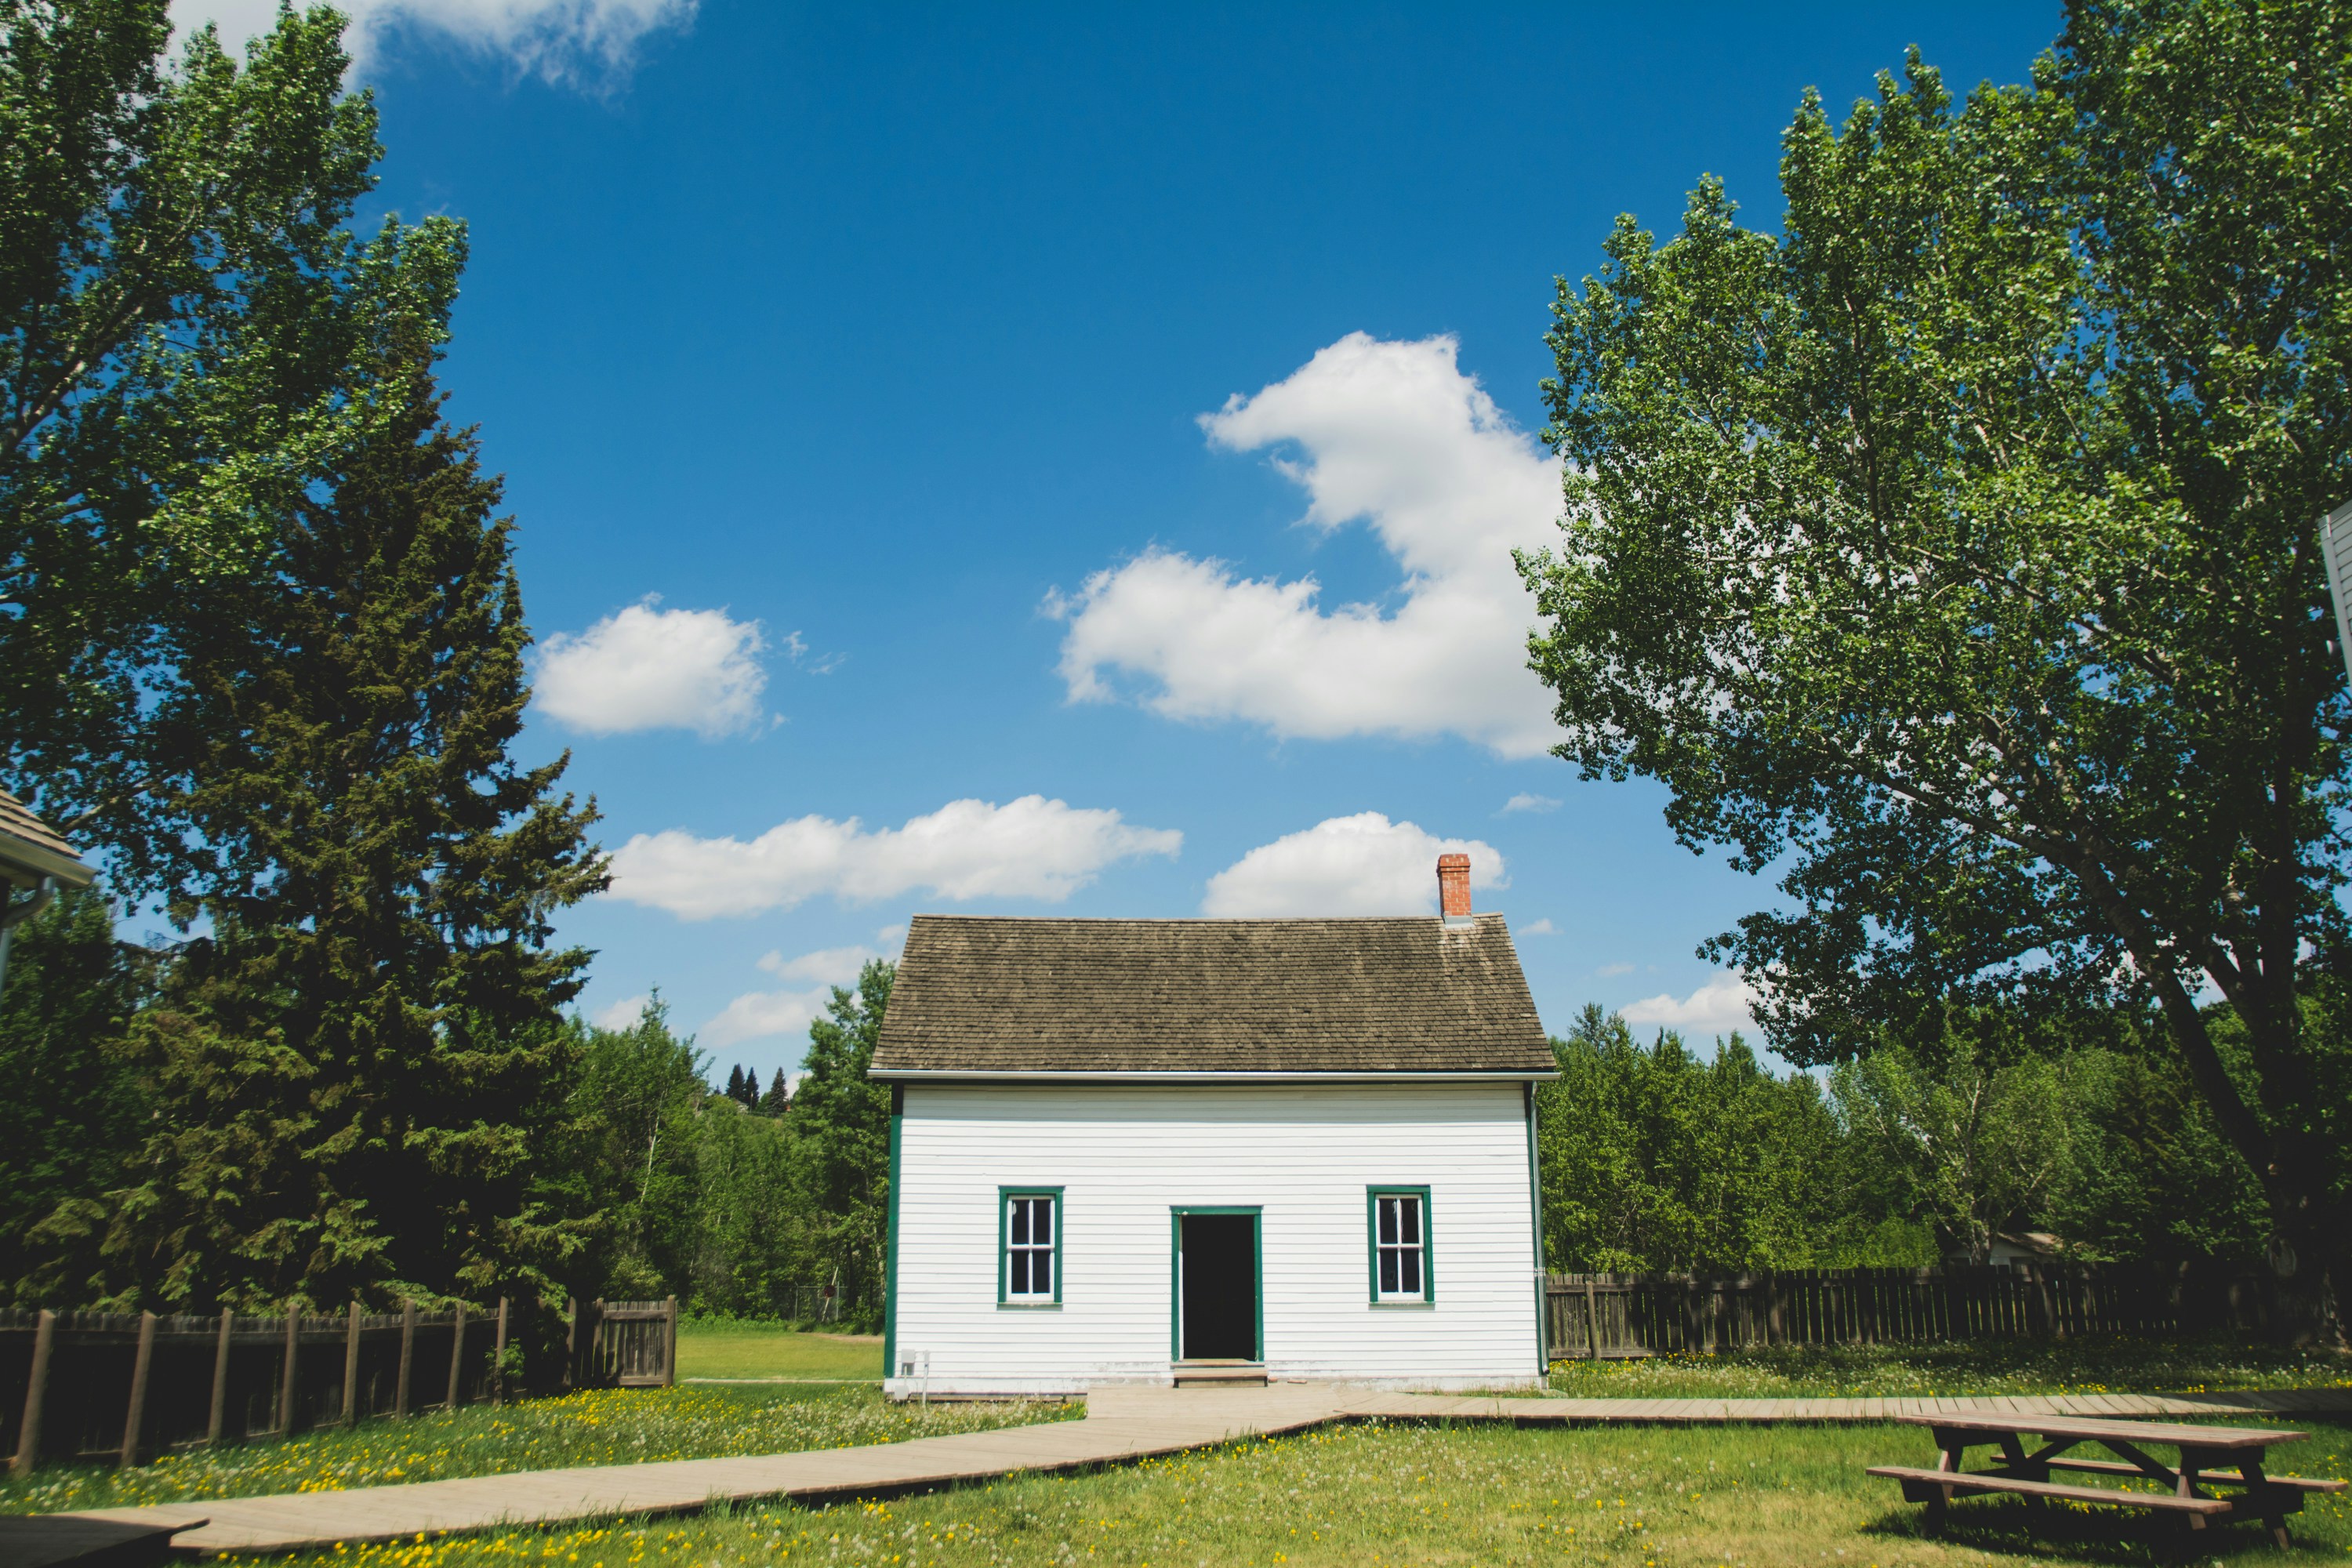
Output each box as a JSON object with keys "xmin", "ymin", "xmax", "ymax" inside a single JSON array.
[{"xmin": 1869, "ymin": 1411, "xmax": 2345, "ymax": 1549}]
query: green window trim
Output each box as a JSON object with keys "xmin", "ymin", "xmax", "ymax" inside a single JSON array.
[
  {"xmin": 1366, "ymin": 1185, "xmax": 1435, "ymax": 1305},
  {"xmin": 884, "ymin": 1087, "xmax": 902, "ymax": 1375},
  {"xmin": 997, "ymin": 1187, "xmax": 1065, "ymax": 1307}
]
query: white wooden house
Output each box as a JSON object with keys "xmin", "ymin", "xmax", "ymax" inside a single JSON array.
[{"xmin": 872, "ymin": 855, "xmax": 1556, "ymax": 1396}]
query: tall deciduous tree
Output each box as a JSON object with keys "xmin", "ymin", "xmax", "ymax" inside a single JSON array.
[
  {"xmin": 788, "ymin": 960, "xmax": 894, "ymax": 1326},
  {"xmin": 1525, "ymin": 1, "xmax": 2352, "ymax": 1334},
  {"xmin": 2, "ymin": 3, "xmax": 441, "ymax": 883},
  {"xmin": 72, "ymin": 338, "xmax": 608, "ymax": 1310}
]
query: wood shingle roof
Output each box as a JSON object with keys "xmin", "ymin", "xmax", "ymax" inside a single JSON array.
[
  {"xmin": 0, "ymin": 787, "xmax": 94, "ymax": 888},
  {"xmin": 870, "ymin": 913, "xmax": 1555, "ymax": 1078}
]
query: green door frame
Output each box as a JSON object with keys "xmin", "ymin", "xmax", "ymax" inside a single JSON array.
[{"xmin": 1168, "ymin": 1206, "xmax": 1263, "ymax": 1363}]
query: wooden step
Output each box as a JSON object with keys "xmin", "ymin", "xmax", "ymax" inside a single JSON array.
[
  {"xmin": 1868, "ymin": 1465, "xmax": 2230, "ymax": 1513},
  {"xmin": 1172, "ymin": 1362, "xmax": 1267, "ymax": 1387}
]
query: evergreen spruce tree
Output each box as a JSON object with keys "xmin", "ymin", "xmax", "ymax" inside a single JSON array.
[
  {"xmin": 83, "ymin": 332, "xmax": 608, "ymax": 1310},
  {"xmin": 760, "ymin": 1067, "xmax": 789, "ymax": 1116},
  {"xmin": 0, "ymin": 885, "xmax": 150, "ymax": 1303},
  {"xmin": 725, "ymin": 1065, "xmax": 746, "ymax": 1104}
]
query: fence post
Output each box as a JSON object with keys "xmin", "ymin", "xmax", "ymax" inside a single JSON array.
[
  {"xmin": 664, "ymin": 1295, "xmax": 678, "ymax": 1388},
  {"xmin": 9, "ymin": 1308, "xmax": 54, "ymax": 1478},
  {"xmin": 343, "ymin": 1302, "xmax": 363, "ymax": 1425},
  {"xmin": 1583, "ymin": 1278, "xmax": 1599, "ymax": 1360},
  {"xmin": 446, "ymin": 1304, "xmax": 467, "ymax": 1409},
  {"xmin": 396, "ymin": 1301, "xmax": 415, "ymax": 1418},
  {"xmin": 208, "ymin": 1311, "xmax": 234, "ymax": 1445},
  {"xmin": 119, "ymin": 1310, "xmax": 158, "ymax": 1468},
  {"xmin": 563, "ymin": 1298, "xmax": 579, "ymax": 1392},
  {"xmin": 492, "ymin": 1298, "xmax": 510, "ymax": 1407},
  {"xmin": 278, "ymin": 1305, "xmax": 301, "ymax": 1435}
]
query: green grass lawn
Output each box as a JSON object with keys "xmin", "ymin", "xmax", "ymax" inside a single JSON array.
[
  {"xmin": 0, "ymin": 1383, "xmax": 1069, "ymax": 1519},
  {"xmin": 1543, "ymin": 1336, "xmax": 2352, "ymax": 1399},
  {"xmin": 230, "ymin": 1415, "xmax": 2352, "ymax": 1568},
  {"xmin": 675, "ymin": 1320, "xmax": 884, "ymax": 1381}
]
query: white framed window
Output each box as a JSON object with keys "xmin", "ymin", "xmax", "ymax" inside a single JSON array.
[
  {"xmin": 1000, "ymin": 1189, "xmax": 1062, "ymax": 1305},
  {"xmin": 1368, "ymin": 1187, "xmax": 1432, "ymax": 1303}
]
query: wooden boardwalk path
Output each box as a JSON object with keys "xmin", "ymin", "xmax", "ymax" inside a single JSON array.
[{"xmin": 49, "ymin": 1384, "xmax": 2352, "ymax": 1555}]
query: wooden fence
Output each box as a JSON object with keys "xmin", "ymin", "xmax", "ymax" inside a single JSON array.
[
  {"xmin": 4, "ymin": 1296, "xmax": 676, "ymax": 1474},
  {"xmin": 1543, "ymin": 1261, "xmax": 2278, "ymax": 1359},
  {"xmin": 567, "ymin": 1298, "xmax": 677, "ymax": 1388}
]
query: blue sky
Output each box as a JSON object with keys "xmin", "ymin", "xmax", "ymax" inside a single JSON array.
[{"xmin": 185, "ymin": 0, "xmax": 2064, "ymax": 1084}]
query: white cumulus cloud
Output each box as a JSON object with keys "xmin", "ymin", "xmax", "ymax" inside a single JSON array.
[
  {"xmin": 702, "ymin": 987, "xmax": 829, "ymax": 1050},
  {"xmin": 589, "ymin": 992, "xmax": 652, "ymax": 1030},
  {"xmin": 1501, "ymin": 792, "xmax": 1561, "ymax": 815},
  {"xmin": 534, "ymin": 597, "xmax": 768, "ymax": 739},
  {"xmin": 708, "ymin": 928, "xmax": 912, "ymax": 1047},
  {"xmin": 1519, "ymin": 917, "xmax": 1559, "ymax": 936},
  {"xmin": 1201, "ymin": 812, "xmax": 1504, "ymax": 918},
  {"xmin": 173, "ymin": 0, "xmax": 694, "ymax": 83},
  {"xmin": 758, "ymin": 944, "xmax": 884, "ymax": 985},
  {"xmin": 1620, "ymin": 975, "xmax": 1759, "ymax": 1040},
  {"xmin": 610, "ymin": 796, "xmax": 1183, "ymax": 920},
  {"xmin": 1051, "ymin": 332, "xmax": 1561, "ymax": 757}
]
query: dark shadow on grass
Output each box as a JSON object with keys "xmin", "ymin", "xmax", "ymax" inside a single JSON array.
[{"xmin": 1860, "ymin": 1495, "xmax": 2301, "ymax": 1563}]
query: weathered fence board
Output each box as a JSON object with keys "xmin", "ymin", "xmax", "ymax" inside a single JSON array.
[
  {"xmin": 567, "ymin": 1298, "xmax": 677, "ymax": 1390},
  {"xmin": 2, "ymin": 1302, "xmax": 504, "ymax": 1474},
  {"xmin": 0, "ymin": 1290, "xmax": 697, "ymax": 1474},
  {"xmin": 1543, "ymin": 1261, "xmax": 2276, "ymax": 1359}
]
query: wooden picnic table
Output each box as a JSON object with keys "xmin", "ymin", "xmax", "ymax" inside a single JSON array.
[{"xmin": 1868, "ymin": 1410, "xmax": 2345, "ymax": 1549}]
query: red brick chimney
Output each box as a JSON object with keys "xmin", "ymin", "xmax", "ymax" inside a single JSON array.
[{"xmin": 1437, "ymin": 853, "xmax": 1473, "ymax": 928}]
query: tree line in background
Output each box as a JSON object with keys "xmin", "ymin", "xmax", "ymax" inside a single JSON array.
[
  {"xmin": 0, "ymin": 885, "xmax": 897, "ymax": 1328},
  {"xmin": 1535, "ymin": 1004, "xmax": 2267, "ymax": 1276}
]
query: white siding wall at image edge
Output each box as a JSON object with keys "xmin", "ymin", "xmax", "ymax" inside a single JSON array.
[{"xmin": 884, "ymin": 1081, "xmax": 1541, "ymax": 1396}]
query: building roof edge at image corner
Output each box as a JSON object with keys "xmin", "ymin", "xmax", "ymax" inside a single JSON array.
[{"xmin": 0, "ymin": 786, "xmax": 94, "ymax": 889}]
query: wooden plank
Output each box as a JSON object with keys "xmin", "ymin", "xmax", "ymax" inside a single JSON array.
[
  {"xmin": 277, "ymin": 1307, "xmax": 299, "ymax": 1436},
  {"xmin": 343, "ymin": 1304, "xmax": 363, "ymax": 1425},
  {"xmin": 493, "ymin": 1298, "xmax": 510, "ymax": 1408},
  {"xmin": 445, "ymin": 1305, "xmax": 466, "ymax": 1409},
  {"xmin": 207, "ymin": 1314, "xmax": 234, "ymax": 1446},
  {"xmin": 1896, "ymin": 1412, "xmax": 2304, "ymax": 1447},
  {"xmin": 118, "ymin": 1312, "xmax": 157, "ymax": 1468},
  {"xmin": 12, "ymin": 1309, "xmax": 55, "ymax": 1478},
  {"xmin": 396, "ymin": 1302, "xmax": 415, "ymax": 1419},
  {"xmin": 1867, "ymin": 1465, "xmax": 2229, "ymax": 1514}
]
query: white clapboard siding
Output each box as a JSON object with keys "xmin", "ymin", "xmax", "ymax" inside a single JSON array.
[{"xmin": 886, "ymin": 1081, "xmax": 1543, "ymax": 1395}]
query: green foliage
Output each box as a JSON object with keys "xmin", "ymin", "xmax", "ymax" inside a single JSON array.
[
  {"xmin": 1523, "ymin": 0, "xmax": 2352, "ymax": 1304},
  {"xmin": 559, "ymin": 998, "xmax": 708, "ymax": 1301},
  {"xmin": 1537, "ymin": 1004, "xmax": 1867, "ymax": 1272},
  {"xmin": 1828, "ymin": 1043, "xmax": 2078, "ymax": 1265},
  {"xmin": 785, "ymin": 961, "xmax": 895, "ymax": 1327},
  {"xmin": 2, "ymin": 3, "xmax": 461, "ymax": 884},
  {"xmin": 556, "ymin": 985, "xmax": 891, "ymax": 1323},
  {"xmin": 56, "ymin": 345, "xmax": 608, "ymax": 1311},
  {"xmin": 0, "ymin": 884, "xmax": 149, "ymax": 1302},
  {"xmin": 2043, "ymin": 1045, "xmax": 2270, "ymax": 1266},
  {"xmin": 1541, "ymin": 999, "xmax": 2285, "ymax": 1273},
  {"xmin": 688, "ymin": 1102, "xmax": 811, "ymax": 1315}
]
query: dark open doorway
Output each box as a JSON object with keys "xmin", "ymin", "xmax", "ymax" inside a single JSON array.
[{"xmin": 1176, "ymin": 1210, "xmax": 1259, "ymax": 1361}]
